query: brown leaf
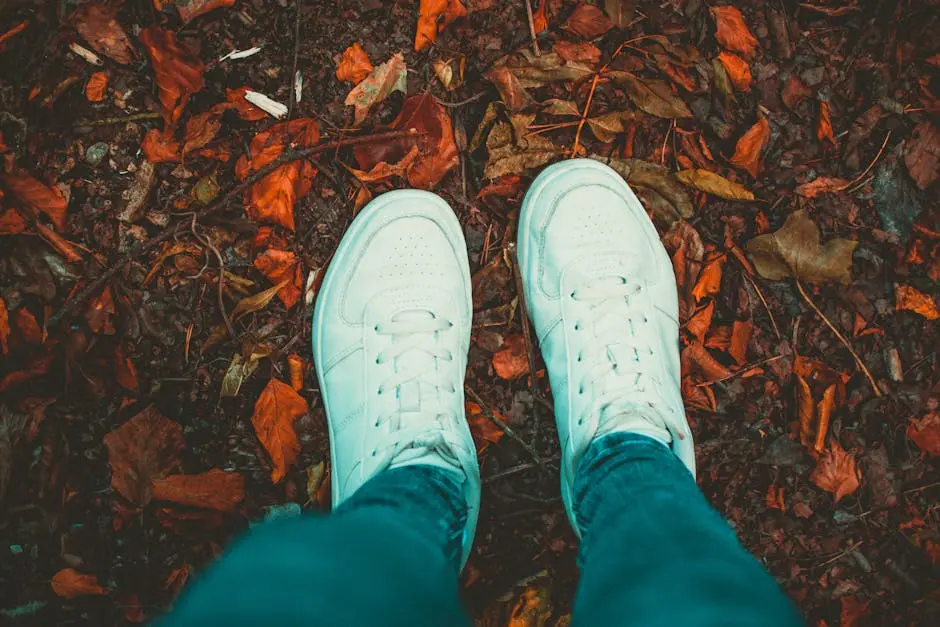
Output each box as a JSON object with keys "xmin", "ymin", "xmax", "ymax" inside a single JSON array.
[
  {"xmin": 115, "ymin": 344, "xmax": 138, "ymax": 392},
  {"xmin": 103, "ymin": 406, "xmax": 184, "ymax": 506},
  {"xmin": 681, "ymin": 341, "xmax": 733, "ymax": 382},
  {"xmin": 895, "ymin": 284, "xmax": 939, "ymax": 320},
  {"xmin": 0, "ymin": 207, "xmax": 28, "ymax": 234},
  {"xmin": 51, "ymin": 568, "xmax": 109, "ymax": 599},
  {"xmin": 336, "ymin": 42, "xmax": 374, "ymax": 85},
  {"xmin": 350, "ymin": 146, "xmax": 421, "ymax": 183},
  {"xmin": 681, "ymin": 375, "xmax": 716, "ymax": 412},
  {"xmin": 254, "ymin": 249, "xmax": 302, "ymax": 309},
  {"xmin": 795, "ymin": 372, "xmax": 815, "ymax": 448},
  {"xmin": 0, "ymin": 352, "xmax": 54, "ymax": 393},
  {"xmin": 907, "ymin": 411, "xmax": 940, "ymax": 457},
  {"xmin": 1, "ymin": 169, "xmax": 68, "ymax": 230},
  {"xmin": 152, "ymin": 468, "xmax": 245, "ymax": 512},
  {"xmin": 466, "ymin": 401, "xmax": 505, "ymax": 454},
  {"xmin": 729, "ymin": 117, "xmax": 770, "ymax": 178},
  {"xmin": 675, "ymin": 169, "xmax": 755, "ymax": 200},
  {"xmin": 345, "ymin": 53, "xmax": 407, "ymax": 124},
  {"xmin": 492, "ymin": 334, "xmax": 529, "ymax": 380},
  {"xmin": 415, "ymin": 0, "xmax": 467, "ymax": 52},
  {"xmin": 232, "ymin": 281, "xmax": 290, "ymax": 319},
  {"xmin": 746, "ymin": 210, "xmax": 856, "ymax": 284},
  {"xmin": 563, "ymin": 2, "xmax": 613, "ymax": 39},
  {"xmin": 904, "ymin": 122, "xmax": 939, "ymax": 190},
  {"xmin": 817, "ymin": 101, "xmax": 836, "ymax": 146},
  {"xmin": 252, "ymin": 378, "xmax": 308, "ymax": 483},
  {"xmin": 685, "ymin": 301, "xmax": 714, "ymax": 344},
  {"xmin": 36, "ymin": 222, "xmax": 82, "ymax": 263},
  {"xmin": 139, "ymin": 27, "xmax": 205, "ymax": 125},
  {"xmin": 484, "ymin": 50, "xmax": 594, "ymax": 111},
  {"xmin": 85, "ymin": 286, "xmax": 116, "ymax": 334},
  {"xmin": 781, "ymin": 73, "xmax": 812, "ymax": 110},
  {"xmin": 662, "ymin": 220, "xmax": 704, "ymax": 320},
  {"xmin": 604, "ymin": 0, "xmax": 635, "ymax": 28},
  {"xmin": 484, "ymin": 115, "xmax": 564, "ymax": 179},
  {"xmin": 167, "ymin": 0, "xmax": 237, "ymax": 22},
  {"xmin": 85, "ymin": 71, "xmax": 108, "ymax": 102},
  {"xmin": 71, "ymin": 3, "xmax": 134, "ymax": 64},
  {"xmin": 223, "ymin": 86, "xmax": 268, "ymax": 121},
  {"xmin": 182, "ymin": 110, "xmax": 223, "ymax": 154},
  {"xmin": 810, "ymin": 439, "xmax": 860, "ymax": 502},
  {"xmin": 717, "ymin": 52, "xmax": 751, "ymax": 91},
  {"xmin": 554, "ymin": 40, "xmax": 601, "ymax": 65},
  {"xmin": 14, "ymin": 308, "xmax": 41, "ymax": 344},
  {"xmin": 710, "ymin": 5, "xmax": 758, "ymax": 58},
  {"xmin": 728, "ymin": 320, "xmax": 751, "ymax": 365},
  {"xmin": 609, "ymin": 72, "xmax": 693, "ymax": 119},
  {"xmin": 840, "ymin": 597, "xmax": 870, "ymax": 627},
  {"xmin": 0, "ymin": 297, "xmax": 8, "ymax": 355},
  {"xmin": 794, "ymin": 176, "xmax": 851, "ymax": 198}
]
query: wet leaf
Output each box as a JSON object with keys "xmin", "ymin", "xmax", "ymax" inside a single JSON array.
[
  {"xmin": 710, "ymin": 5, "xmax": 758, "ymax": 58},
  {"xmin": 85, "ymin": 286, "xmax": 116, "ymax": 334},
  {"xmin": 608, "ymin": 72, "xmax": 693, "ymax": 119},
  {"xmin": 252, "ymin": 378, "xmax": 308, "ymax": 484},
  {"xmin": 817, "ymin": 101, "xmax": 835, "ymax": 146},
  {"xmin": 729, "ymin": 117, "xmax": 770, "ymax": 178},
  {"xmin": 254, "ymin": 249, "xmax": 302, "ymax": 309},
  {"xmin": 139, "ymin": 27, "xmax": 206, "ymax": 125},
  {"xmin": 717, "ymin": 52, "xmax": 751, "ymax": 91},
  {"xmin": 493, "ymin": 334, "xmax": 529, "ymax": 380},
  {"xmin": 345, "ymin": 53, "xmax": 407, "ymax": 124},
  {"xmin": 51, "ymin": 568, "xmax": 109, "ymax": 599},
  {"xmin": 907, "ymin": 412, "xmax": 940, "ymax": 457},
  {"xmin": 103, "ymin": 406, "xmax": 184, "ymax": 506},
  {"xmin": 746, "ymin": 210, "xmax": 857, "ymax": 284},
  {"xmin": 232, "ymin": 280, "xmax": 290, "ymax": 319},
  {"xmin": 336, "ymin": 42, "xmax": 373, "ymax": 85},
  {"xmin": 895, "ymin": 284, "xmax": 939, "ymax": 320},
  {"xmin": 484, "ymin": 115, "xmax": 564, "ymax": 179},
  {"xmin": 0, "ymin": 297, "xmax": 9, "ymax": 354},
  {"xmin": 794, "ymin": 176, "xmax": 851, "ymax": 198},
  {"xmin": 904, "ymin": 122, "xmax": 939, "ymax": 190},
  {"xmin": 810, "ymin": 439, "xmax": 860, "ymax": 502},
  {"xmin": 152, "ymin": 468, "xmax": 245, "ymax": 512},
  {"xmin": 563, "ymin": 2, "xmax": 613, "ymax": 39},
  {"xmin": 415, "ymin": 0, "xmax": 467, "ymax": 52},
  {"xmin": 71, "ymin": 3, "xmax": 133, "ymax": 65},
  {"xmin": 1, "ymin": 169, "xmax": 68, "ymax": 230},
  {"xmin": 85, "ymin": 71, "xmax": 108, "ymax": 102},
  {"xmin": 675, "ymin": 169, "xmax": 755, "ymax": 200}
]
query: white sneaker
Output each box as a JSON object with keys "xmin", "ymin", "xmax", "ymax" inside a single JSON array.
[
  {"xmin": 517, "ymin": 159, "xmax": 695, "ymax": 533},
  {"xmin": 312, "ymin": 190, "xmax": 480, "ymax": 566}
]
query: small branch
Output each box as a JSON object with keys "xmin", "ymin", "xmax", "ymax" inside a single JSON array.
[
  {"xmin": 74, "ymin": 112, "xmax": 163, "ymax": 129},
  {"xmin": 838, "ymin": 131, "xmax": 891, "ymax": 192},
  {"xmin": 523, "ymin": 0, "xmax": 541, "ymax": 56},
  {"xmin": 572, "ymin": 73, "xmax": 599, "ymax": 156},
  {"xmin": 744, "ymin": 273, "xmax": 781, "ymax": 339},
  {"xmin": 465, "ymin": 385, "xmax": 542, "ymax": 466},
  {"xmin": 795, "ymin": 280, "xmax": 882, "ymax": 397},
  {"xmin": 188, "ymin": 214, "xmax": 235, "ymax": 339},
  {"xmin": 434, "ymin": 91, "xmax": 488, "ymax": 109}
]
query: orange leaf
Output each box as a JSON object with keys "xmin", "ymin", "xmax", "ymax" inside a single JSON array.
[
  {"xmin": 794, "ymin": 176, "xmax": 850, "ymax": 198},
  {"xmin": 840, "ymin": 597, "xmax": 870, "ymax": 627},
  {"xmin": 14, "ymin": 308, "xmax": 41, "ymax": 344},
  {"xmin": 85, "ymin": 286, "xmax": 116, "ymax": 334},
  {"xmin": 795, "ymin": 373, "xmax": 814, "ymax": 448},
  {"xmin": 182, "ymin": 110, "xmax": 223, "ymax": 154},
  {"xmin": 141, "ymin": 128, "xmax": 182, "ymax": 163},
  {"xmin": 717, "ymin": 52, "xmax": 751, "ymax": 91},
  {"xmin": 563, "ymin": 2, "xmax": 613, "ymax": 39},
  {"xmin": 252, "ymin": 378, "xmax": 308, "ymax": 483},
  {"xmin": 223, "ymin": 86, "xmax": 268, "ymax": 121},
  {"xmin": 85, "ymin": 71, "xmax": 109, "ymax": 102},
  {"xmin": 814, "ymin": 384, "xmax": 836, "ymax": 453},
  {"xmin": 532, "ymin": 0, "xmax": 549, "ymax": 33},
  {"xmin": 0, "ymin": 20, "xmax": 28, "ymax": 51},
  {"xmin": 692, "ymin": 256, "xmax": 723, "ymax": 302},
  {"xmin": 115, "ymin": 344, "xmax": 139, "ymax": 392},
  {"xmin": 710, "ymin": 5, "xmax": 758, "ymax": 58},
  {"xmin": 0, "ymin": 351, "xmax": 54, "ymax": 393},
  {"xmin": 681, "ymin": 376, "xmax": 716, "ymax": 412},
  {"xmin": 895, "ymin": 284, "xmax": 939, "ymax": 320},
  {"xmin": 336, "ymin": 42, "xmax": 374, "ymax": 85},
  {"xmin": 729, "ymin": 117, "xmax": 770, "ymax": 178},
  {"xmin": 287, "ymin": 353, "xmax": 305, "ymax": 391},
  {"xmin": 0, "ymin": 207, "xmax": 28, "ymax": 234},
  {"xmin": 103, "ymin": 406, "xmax": 184, "ymax": 506},
  {"xmin": 704, "ymin": 324, "xmax": 731, "ymax": 351},
  {"xmin": 139, "ymin": 27, "xmax": 205, "ymax": 125},
  {"xmin": 810, "ymin": 439, "xmax": 860, "ymax": 502},
  {"xmin": 254, "ymin": 248, "xmax": 302, "ymax": 308},
  {"xmin": 51, "ymin": 568, "xmax": 109, "ymax": 599},
  {"xmin": 907, "ymin": 411, "xmax": 940, "ymax": 457},
  {"xmin": 766, "ymin": 485, "xmax": 785, "ymax": 511},
  {"xmin": 350, "ymin": 146, "xmax": 421, "ymax": 184},
  {"xmin": 466, "ymin": 401, "xmax": 505, "ymax": 454},
  {"xmin": 681, "ymin": 341, "xmax": 733, "ymax": 382},
  {"xmin": 728, "ymin": 319, "xmax": 751, "ymax": 365},
  {"xmin": 1, "ymin": 169, "xmax": 68, "ymax": 230},
  {"xmin": 0, "ymin": 296, "xmax": 9, "ymax": 355},
  {"xmin": 415, "ymin": 0, "xmax": 467, "ymax": 52},
  {"xmin": 553, "ymin": 40, "xmax": 601, "ymax": 65},
  {"xmin": 492, "ymin": 334, "xmax": 529, "ymax": 380},
  {"xmin": 817, "ymin": 101, "xmax": 835, "ymax": 146},
  {"xmin": 685, "ymin": 301, "xmax": 714, "ymax": 344},
  {"xmin": 152, "ymin": 468, "xmax": 245, "ymax": 512},
  {"xmin": 781, "ymin": 73, "xmax": 812, "ymax": 110},
  {"xmin": 36, "ymin": 223, "xmax": 82, "ymax": 263}
]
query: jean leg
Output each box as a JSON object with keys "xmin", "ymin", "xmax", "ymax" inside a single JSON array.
[
  {"xmin": 162, "ymin": 465, "xmax": 471, "ymax": 627},
  {"xmin": 571, "ymin": 433, "xmax": 802, "ymax": 627}
]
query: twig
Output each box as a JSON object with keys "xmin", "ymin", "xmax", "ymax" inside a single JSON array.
[
  {"xmin": 188, "ymin": 214, "xmax": 235, "ymax": 339},
  {"xmin": 795, "ymin": 280, "xmax": 882, "ymax": 397},
  {"xmin": 483, "ymin": 456, "xmax": 559, "ymax": 485},
  {"xmin": 434, "ymin": 91, "xmax": 488, "ymax": 108},
  {"xmin": 287, "ymin": 0, "xmax": 303, "ymax": 121},
  {"xmin": 815, "ymin": 540, "xmax": 864, "ymax": 569},
  {"xmin": 523, "ymin": 0, "xmax": 541, "ymax": 56},
  {"xmin": 572, "ymin": 73, "xmax": 599, "ymax": 156},
  {"xmin": 74, "ymin": 112, "xmax": 163, "ymax": 129},
  {"xmin": 837, "ymin": 131, "xmax": 891, "ymax": 191},
  {"xmin": 696, "ymin": 354, "xmax": 786, "ymax": 387},
  {"xmin": 48, "ymin": 129, "xmax": 422, "ymax": 328},
  {"xmin": 465, "ymin": 385, "xmax": 542, "ymax": 466},
  {"xmin": 744, "ymin": 273, "xmax": 781, "ymax": 339}
]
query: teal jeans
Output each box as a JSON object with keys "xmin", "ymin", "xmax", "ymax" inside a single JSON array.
[{"xmin": 165, "ymin": 433, "xmax": 802, "ymax": 626}]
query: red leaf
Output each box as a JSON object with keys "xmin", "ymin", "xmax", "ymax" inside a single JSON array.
[
  {"xmin": 223, "ymin": 87, "xmax": 268, "ymax": 121},
  {"xmin": 14, "ymin": 308, "xmax": 41, "ymax": 344},
  {"xmin": 0, "ymin": 296, "xmax": 9, "ymax": 355},
  {"xmin": 254, "ymin": 248, "xmax": 303, "ymax": 309},
  {"xmin": 781, "ymin": 74, "xmax": 812, "ymax": 110},
  {"xmin": 152, "ymin": 468, "xmax": 245, "ymax": 512},
  {"xmin": 336, "ymin": 42, "xmax": 374, "ymax": 85},
  {"xmin": 85, "ymin": 71, "xmax": 109, "ymax": 102},
  {"xmin": 139, "ymin": 27, "xmax": 205, "ymax": 125},
  {"xmin": 563, "ymin": 2, "xmax": 613, "ymax": 39},
  {"xmin": 810, "ymin": 439, "xmax": 860, "ymax": 502},
  {"xmin": 51, "ymin": 568, "xmax": 109, "ymax": 599},
  {"xmin": 907, "ymin": 411, "xmax": 940, "ymax": 457},
  {"xmin": 415, "ymin": 0, "xmax": 467, "ymax": 52},
  {"xmin": 710, "ymin": 5, "xmax": 758, "ymax": 58},
  {"xmin": 103, "ymin": 406, "xmax": 184, "ymax": 506},
  {"xmin": 251, "ymin": 378, "xmax": 308, "ymax": 483},
  {"xmin": 728, "ymin": 320, "xmax": 752, "ymax": 365},
  {"xmin": 85, "ymin": 286, "xmax": 116, "ymax": 334},
  {"xmin": 0, "ymin": 207, "xmax": 28, "ymax": 234},
  {"xmin": 492, "ymin": 334, "xmax": 529, "ymax": 380},
  {"xmin": 729, "ymin": 117, "xmax": 770, "ymax": 178},
  {"xmin": 1, "ymin": 169, "xmax": 68, "ymax": 230}
]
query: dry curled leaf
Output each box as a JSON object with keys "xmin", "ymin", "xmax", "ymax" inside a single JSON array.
[
  {"xmin": 139, "ymin": 27, "xmax": 205, "ymax": 125},
  {"xmin": 904, "ymin": 122, "xmax": 939, "ymax": 190},
  {"xmin": 254, "ymin": 249, "xmax": 303, "ymax": 309},
  {"xmin": 729, "ymin": 117, "xmax": 770, "ymax": 178},
  {"xmin": 252, "ymin": 378, "xmax": 308, "ymax": 484},
  {"xmin": 895, "ymin": 284, "xmax": 939, "ymax": 320},
  {"xmin": 710, "ymin": 5, "xmax": 758, "ymax": 58},
  {"xmin": 810, "ymin": 439, "xmax": 860, "ymax": 502},
  {"xmin": 484, "ymin": 115, "xmax": 564, "ymax": 179},
  {"xmin": 51, "ymin": 568, "xmax": 109, "ymax": 599},
  {"xmin": 345, "ymin": 53, "xmax": 407, "ymax": 125},
  {"xmin": 563, "ymin": 2, "xmax": 613, "ymax": 39},
  {"xmin": 103, "ymin": 406, "xmax": 184, "ymax": 506},
  {"xmin": 1, "ymin": 169, "xmax": 68, "ymax": 230},
  {"xmin": 907, "ymin": 412, "xmax": 940, "ymax": 457},
  {"xmin": 746, "ymin": 210, "xmax": 856, "ymax": 284},
  {"xmin": 85, "ymin": 71, "xmax": 108, "ymax": 102},
  {"xmin": 85, "ymin": 286, "xmax": 116, "ymax": 334},
  {"xmin": 493, "ymin": 334, "xmax": 529, "ymax": 380},
  {"xmin": 152, "ymin": 468, "xmax": 245, "ymax": 512},
  {"xmin": 608, "ymin": 72, "xmax": 693, "ymax": 119},
  {"xmin": 817, "ymin": 101, "xmax": 836, "ymax": 146},
  {"xmin": 71, "ymin": 2, "xmax": 133, "ymax": 65},
  {"xmin": 485, "ymin": 50, "xmax": 594, "ymax": 111},
  {"xmin": 717, "ymin": 51, "xmax": 751, "ymax": 91},
  {"xmin": 415, "ymin": 0, "xmax": 467, "ymax": 52},
  {"xmin": 675, "ymin": 169, "xmax": 755, "ymax": 200},
  {"xmin": 232, "ymin": 280, "xmax": 290, "ymax": 319},
  {"xmin": 0, "ymin": 297, "xmax": 9, "ymax": 354},
  {"xmin": 336, "ymin": 42, "xmax": 373, "ymax": 85},
  {"xmin": 794, "ymin": 176, "xmax": 851, "ymax": 198}
]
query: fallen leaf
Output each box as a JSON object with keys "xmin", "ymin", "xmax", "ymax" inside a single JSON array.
[
  {"xmin": 85, "ymin": 71, "xmax": 108, "ymax": 102},
  {"xmin": 907, "ymin": 412, "xmax": 940, "ymax": 457},
  {"xmin": 685, "ymin": 301, "xmax": 714, "ymax": 344},
  {"xmin": 345, "ymin": 53, "xmax": 407, "ymax": 125},
  {"xmin": 493, "ymin": 334, "xmax": 529, "ymax": 380},
  {"xmin": 254, "ymin": 249, "xmax": 302, "ymax": 309},
  {"xmin": 51, "ymin": 568, "xmax": 109, "ymax": 599},
  {"xmin": 114, "ymin": 344, "xmax": 138, "ymax": 392},
  {"xmin": 663, "ymin": 220, "xmax": 704, "ymax": 320},
  {"xmin": 71, "ymin": 3, "xmax": 133, "ymax": 64},
  {"xmin": 794, "ymin": 176, "xmax": 851, "ymax": 198},
  {"xmin": 232, "ymin": 280, "xmax": 290, "ymax": 319},
  {"xmin": 602, "ymin": 157, "xmax": 694, "ymax": 224},
  {"xmin": 485, "ymin": 50, "xmax": 594, "ymax": 111},
  {"xmin": 288, "ymin": 353, "xmax": 305, "ymax": 391},
  {"xmin": 729, "ymin": 117, "xmax": 770, "ymax": 178},
  {"xmin": 553, "ymin": 40, "xmax": 601, "ymax": 65},
  {"xmin": 532, "ymin": 0, "xmax": 549, "ymax": 32},
  {"xmin": 0, "ymin": 297, "xmax": 9, "ymax": 354},
  {"xmin": 252, "ymin": 378, "xmax": 308, "ymax": 483},
  {"xmin": 681, "ymin": 341, "xmax": 733, "ymax": 382},
  {"xmin": 904, "ymin": 122, "xmax": 939, "ymax": 190},
  {"xmin": 392, "ymin": 93, "xmax": 459, "ymax": 189},
  {"xmin": 0, "ymin": 207, "xmax": 28, "ymax": 234},
  {"xmin": 224, "ymin": 86, "xmax": 268, "ymax": 121},
  {"xmin": 139, "ymin": 27, "xmax": 206, "ymax": 125},
  {"xmin": 166, "ymin": 0, "xmax": 236, "ymax": 22},
  {"xmin": 350, "ymin": 146, "xmax": 421, "ymax": 183},
  {"xmin": 103, "ymin": 406, "xmax": 184, "ymax": 506},
  {"xmin": 415, "ymin": 0, "xmax": 467, "ymax": 52},
  {"xmin": 14, "ymin": 308, "xmax": 41, "ymax": 344},
  {"xmin": 466, "ymin": 401, "xmax": 505, "ymax": 454},
  {"xmin": 895, "ymin": 284, "xmax": 939, "ymax": 320},
  {"xmin": 182, "ymin": 110, "xmax": 223, "ymax": 154},
  {"xmin": 0, "ymin": 351, "xmax": 54, "ymax": 393},
  {"xmin": 728, "ymin": 320, "xmax": 751, "ymax": 365},
  {"xmin": 85, "ymin": 286, "xmax": 116, "ymax": 334},
  {"xmin": 840, "ymin": 596, "xmax": 870, "ymax": 627},
  {"xmin": 0, "ymin": 20, "xmax": 28, "ymax": 51},
  {"xmin": 1, "ymin": 169, "xmax": 68, "ymax": 230},
  {"xmin": 717, "ymin": 52, "xmax": 751, "ymax": 91},
  {"xmin": 141, "ymin": 129, "xmax": 182, "ymax": 163},
  {"xmin": 781, "ymin": 73, "xmax": 812, "ymax": 110},
  {"xmin": 746, "ymin": 210, "xmax": 856, "ymax": 284},
  {"xmin": 586, "ymin": 110, "xmax": 641, "ymax": 142},
  {"xmin": 710, "ymin": 5, "xmax": 758, "ymax": 58},
  {"xmin": 484, "ymin": 115, "xmax": 564, "ymax": 179},
  {"xmin": 336, "ymin": 42, "xmax": 373, "ymax": 85},
  {"xmin": 604, "ymin": 0, "xmax": 634, "ymax": 28},
  {"xmin": 563, "ymin": 2, "xmax": 613, "ymax": 39},
  {"xmin": 817, "ymin": 101, "xmax": 836, "ymax": 146},
  {"xmin": 676, "ymin": 169, "xmax": 755, "ymax": 200},
  {"xmin": 608, "ymin": 72, "xmax": 693, "ymax": 119},
  {"xmin": 810, "ymin": 439, "xmax": 860, "ymax": 502},
  {"xmin": 692, "ymin": 256, "xmax": 723, "ymax": 302},
  {"xmin": 681, "ymin": 375, "xmax": 716, "ymax": 412},
  {"xmin": 152, "ymin": 468, "xmax": 245, "ymax": 512},
  {"xmin": 506, "ymin": 581, "xmax": 553, "ymax": 627},
  {"xmin": 766, "ymin": 485, "xmax": 785, "ymax": 511}
]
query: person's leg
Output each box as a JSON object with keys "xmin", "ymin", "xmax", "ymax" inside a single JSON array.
[
  {"xmin": 571, "ymin": 432, "xmax": 801, "ymax": 626},
  {"xmin": 165, "ymin": 465, "xmax": 470, "ymax": 627},
  {"xmin": 166, "ymin": 190, "xmax": 480, "ymax": 625}
]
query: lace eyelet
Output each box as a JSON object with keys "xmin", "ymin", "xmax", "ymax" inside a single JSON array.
[
  {"xmin": 574, "ymin": 323, "xmax": 580, "ymax": 331},
  {"xmin": 373, "ymin": 325, "xmax": 379, "ymax": 332},
  {"xmin": 577, "ymin": 418, "xmax": 583, "ymax": 425},
  {"xmin": 377, "ymin": 388, "xmax": 383, "ymax": 395},
  {"xmin": 371, "ymin": 450, "xmax": 377, "ymax": 457},
  {"xmin": 374, "ymin": 420, "xmax": 380, "ymax": 427}
]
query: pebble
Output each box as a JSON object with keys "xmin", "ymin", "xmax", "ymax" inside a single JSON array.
[{"xmin": 84, "ymin": 142, "xmax": 109, "ymax": 167}]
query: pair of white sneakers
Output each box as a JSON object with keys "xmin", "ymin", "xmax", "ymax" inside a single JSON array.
[{"xmin": 312, "ymin": 159, "xmax": 696, "ymax": 566}]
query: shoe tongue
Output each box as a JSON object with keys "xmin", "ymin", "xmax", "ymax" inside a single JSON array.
[
  {"xmin": 388, "ymin": 431, "xmax": 463, "ymax": 473},
  {"xmin": 390, "ymin": 309, "xmax": 439, "ymax": 414}
]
